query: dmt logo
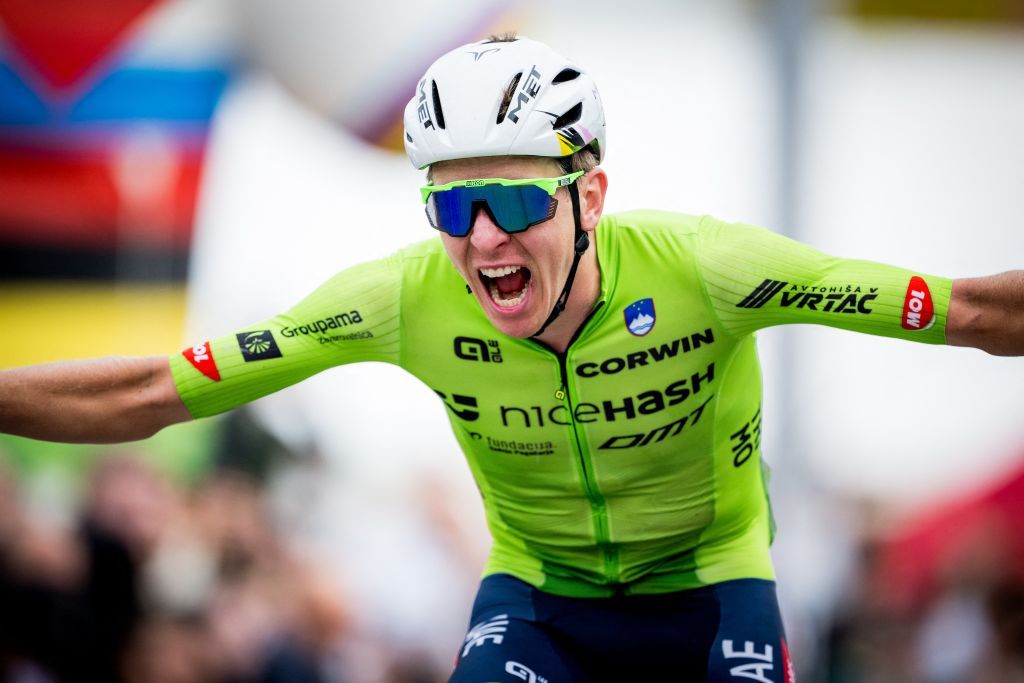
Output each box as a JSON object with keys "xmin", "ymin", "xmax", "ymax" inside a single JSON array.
[
  {"xmin": 461, "ymin": 614, "xmax": 509, "ymax": 657},
  {"xmin": 454, "ymin": 336, "xmax": 503, "ymax": 362},
  {"xmin": 236, "ymin": 331, "xmax": 282, "ymax": 362},
  {"xmin": 902, "ymin": 276, "xmax": 935, "ymax": 330},
  {"xmin": 435, "ymin": 391, "xmax": 480, "ymax": 421},
  {"xmin": 624, "ymin": 298, "xmax": 656, "ymax": 336},
  {"xmin": 182, "ymin": 341, "xmax": 220, "ymax": 381}
]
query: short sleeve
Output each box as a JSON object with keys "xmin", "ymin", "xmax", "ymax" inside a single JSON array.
[
  {"xmin": 169, "ymin": 253, "xmax": 403, "ymax": 418},
  {"xmin": 694, "ymin": 216, "xmax": 952, "ymax": 343}
]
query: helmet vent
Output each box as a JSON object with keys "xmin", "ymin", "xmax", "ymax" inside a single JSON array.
[
  {"xmin": 552, "ymin": 68, "xmax": 580, "ymax": 84},
  {"xmin": 431, "ymin": 80, "xmax": 446, "ymax": 130},
  {"xmin": 496, "ymin": 72, "xmax": 523, "ymax": 124},
  {"xmin": 405, "ymin": 132, "xmax": 413, "ymax": 142},
  {"xmin": 551, "ymin": 102, "xmax": 582, "ymax": 130}
]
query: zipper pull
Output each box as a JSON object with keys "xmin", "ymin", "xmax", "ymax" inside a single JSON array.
[{"xmin": 554, "ymin": 386, "xmax": 566, "ymax": 401}]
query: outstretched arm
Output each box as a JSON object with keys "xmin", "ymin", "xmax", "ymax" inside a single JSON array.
[
  {"xmin": 947, "ymin": 271, "xmax": 1024, "ymax": 356},
  {"xmin": 0, "ymin": 356, "xmax": 191, "ymax": 444},
  {"xmin": 2, "ymin": 253, "xmax": 406, "ymax": 444}
]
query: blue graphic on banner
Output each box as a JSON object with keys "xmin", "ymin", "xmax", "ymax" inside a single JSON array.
[
  {"xmin": 624, "ymin": 298, "xmax": 656, "ymax": 336},
  {"xmin": 0, "ymin": 67, "xmax": 232, "ymax": 129}
]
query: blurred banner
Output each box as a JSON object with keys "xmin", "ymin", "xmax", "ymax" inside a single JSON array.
[
  {"xmin": 848, "ymin": 0, "xmax": 1024, "ymax": 23},
  {"xmin": 0, "ymin": 0, "xmax": 237, "ymax": 366},
  {"xmin": 0, "ymin": 0, "xmax": 234, "ymax": 281}
]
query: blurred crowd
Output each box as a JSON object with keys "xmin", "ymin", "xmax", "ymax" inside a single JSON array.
[
  {"xmin": 822, "ymin": 501, "xmax": 1024, "ymax": 683},
  {"xmin": 3, "ymin": 442, "xmax": 1023, "ymax": 683},
  {"xmin": 0, "ymin": 452, "xmax": 449, "ymax": 683}
]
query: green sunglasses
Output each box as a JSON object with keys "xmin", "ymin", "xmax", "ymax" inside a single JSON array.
[{"xmin": 420, "ymin": 171, "xmax": 584, "ymax": 237}]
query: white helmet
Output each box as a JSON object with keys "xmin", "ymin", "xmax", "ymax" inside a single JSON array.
[{"xmin": 403, "ymin": 36, "xmax": 606, "ymax": 169}]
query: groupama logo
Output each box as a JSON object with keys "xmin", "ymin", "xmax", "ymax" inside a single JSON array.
[{"xmin": 902, "ymin": 277, "xmax": 936, "ymax": 331}]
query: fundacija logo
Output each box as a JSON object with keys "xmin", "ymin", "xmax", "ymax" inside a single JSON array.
[
  {"xmin": 624, "ymin": 298, "xmax": 656, "ymax": 336},
  {"xmin": 902, "ymin": 277, "xmax": 935, "ymax": 330}
]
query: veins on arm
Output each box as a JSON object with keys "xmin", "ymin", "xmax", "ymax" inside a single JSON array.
[{"xmin": 947, "ymin": 271, "xmax": 1024, "ymax": 356}]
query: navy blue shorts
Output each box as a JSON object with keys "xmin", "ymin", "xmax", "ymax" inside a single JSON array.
[{"xmin": 450, "ymin": 574, "xmax": 794, "ymax": 683}]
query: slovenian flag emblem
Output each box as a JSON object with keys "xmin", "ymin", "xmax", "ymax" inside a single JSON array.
[{"xmin": 624, "ymin": 298, "xmax": 656, "ymax": 336}]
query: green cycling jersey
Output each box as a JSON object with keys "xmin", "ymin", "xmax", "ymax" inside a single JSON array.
[{"xmin": 170, "ymin": 211, "xmax": 951, "ymax": 597}]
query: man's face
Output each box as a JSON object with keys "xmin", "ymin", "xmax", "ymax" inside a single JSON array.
[{"xmin": 431, "ymin": 156, "xmax": 583, "ymax": 339}]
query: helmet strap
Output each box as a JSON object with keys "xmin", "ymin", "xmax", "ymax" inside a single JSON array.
[{"xmin": 531, "ymin": 182, "xmax": 588, "ymax": 338}]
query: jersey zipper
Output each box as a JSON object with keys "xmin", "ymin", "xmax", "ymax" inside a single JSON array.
[{"xmin": 545, "ymin": 302, "xmax": 619, "ymax": 583}]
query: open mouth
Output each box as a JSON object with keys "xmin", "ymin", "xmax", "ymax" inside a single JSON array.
[{"xmin": 479, "ymin": 265, "xmax": 532, "ymax": 308}]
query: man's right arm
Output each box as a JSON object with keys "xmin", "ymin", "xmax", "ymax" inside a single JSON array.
[
  {"xmin": 1, "ymin": 250, "xmax": 407, "ymax": 445},
  {"xmin": 0, "ymin": 356, "xmax": 191, "ymax": 444}
]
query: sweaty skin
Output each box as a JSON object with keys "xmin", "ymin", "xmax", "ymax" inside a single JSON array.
[{"xmin": 169, "ymin": 211, "xmax": 951, "ymax": 597}]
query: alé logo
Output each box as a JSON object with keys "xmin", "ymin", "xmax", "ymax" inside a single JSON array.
[
  {"xmin": 454, "ymin": 336, "xmax": 503, "ymax": 362},
  {"xmin": 183, "ymin": 341, "xmax": 221, "ymax": 381},
  {"xmin": 902, "ymin": 276, "xmax": 935, "ymax": 330}
]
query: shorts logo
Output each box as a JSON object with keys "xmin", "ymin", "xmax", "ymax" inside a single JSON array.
[
  {"xmin": 461, "ymin": 614, "xmax": 509, "ymax": 657},
  {"xmin": 624, "ymin": 298, "xmax": 656, "ymax": 336},
  {"xmin": 182, "ymin": 341, "xmax": 221, "ymax": 381},
  {"xmin": 902, "ymin": 276, "xmax": 935, "ymax": 330},
  {"xmin": 236, "ymin": 330, "xmax": 282, "ymax": 362},
  {"xmin": 737, "ymin": 279, "xmax": 788, "ymax": 308},
  {"xmin": 506, "ymin": 661, "xmax": 547, "ymax": 683},
  {"xmin": 722, "ymin": 639, "xmax": 775, "ymax": 683}
]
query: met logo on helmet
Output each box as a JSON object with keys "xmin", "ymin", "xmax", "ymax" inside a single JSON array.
[
  {"xmin": 507, "ymin": 65, "xmax": 542, "ymax": 124},
  {"xmin": 902, "ymin": 276, "xmax": 935, "ymax": 330},
  {"xmin": 416, "ymin": 79, "xmax": 434, "ymax": 130},
  {"xmin": 466, "ymin": 48, "xmax": 500, "ymax": 62},
  {"xmin": 182, "ymin": 341, "xmax": 221, "ymax": 381}
]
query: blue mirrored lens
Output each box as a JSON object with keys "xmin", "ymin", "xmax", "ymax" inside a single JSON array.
[
  {"xmin": 426, "ymin": 184, "xmax": 555, "ymax": 236},
  {"xmin": 427, "ymin": 186, "xmax": 474, "ymax": 236}
]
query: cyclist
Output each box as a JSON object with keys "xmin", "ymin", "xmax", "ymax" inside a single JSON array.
[{"xmin": 1, "ymin": 35, "xmax": 1022, "ymax": 681}]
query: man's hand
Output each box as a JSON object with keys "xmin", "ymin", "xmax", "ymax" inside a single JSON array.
[
  {"xmin": 947, "ymin": 271, "xmax": 1024, "ymax": 356},
  {"xmin": 0, "ymin": 356, "xmax": 192, "ymax": 443}
]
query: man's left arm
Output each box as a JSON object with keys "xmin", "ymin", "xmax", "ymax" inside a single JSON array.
[{"xmin": 947, "ymin": 271, "xmax": 1024, "ymax": 356}]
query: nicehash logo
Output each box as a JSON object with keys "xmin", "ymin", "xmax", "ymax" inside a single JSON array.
[{"xmin": 736, "ymin": 279, "xmax": 788, "ymax": 309}]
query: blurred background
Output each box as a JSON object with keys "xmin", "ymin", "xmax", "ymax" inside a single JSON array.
[{"xmin": 1, "ymin": 0, "xmax": 1023, "ymax": 681}]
